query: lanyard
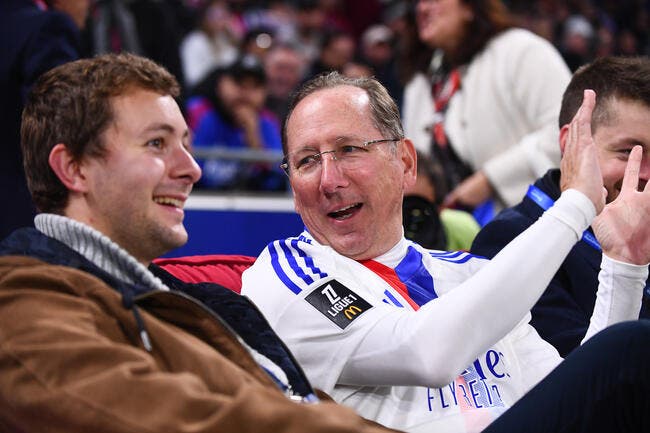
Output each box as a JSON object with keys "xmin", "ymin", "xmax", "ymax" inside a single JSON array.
[
  {"xmin": 526, "ymin": 185, "xmax": 602, "ymax": 252},
  {"xmin": 431, "ymin": 69, "xmax": 460, "ymax": 148},
  {"xmin": 528, "ymin": 185, "xmax": 650, "ymax": 298}
]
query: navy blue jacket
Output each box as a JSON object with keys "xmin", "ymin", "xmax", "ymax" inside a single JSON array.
[
  {"xmin": 0, "ymin": 0, "xmax": 80, "ymax": 239},
  {"xmin": 471, "ymin": 169, "xmax": 650, "ymax": 357},
  {"xmin": 0, "ymin": 227, "xmax": 315, "ymax": 398}
]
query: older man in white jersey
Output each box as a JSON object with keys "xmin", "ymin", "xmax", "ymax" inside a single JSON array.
[{"xmin": 242, "ymin": 71, "xmax": 650, "ymax": 433}]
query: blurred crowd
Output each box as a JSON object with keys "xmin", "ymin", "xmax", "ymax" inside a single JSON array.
[
  {"xmin": 5, "ymin": 0, "xmax": 650, "ymax": 199},
  {"xmin": 73, "ymin": 0, "xmax": 650, "ymax": 95},
  {"xmin": 22, "ymin": 1, "xmax": 650, "ymax": 191},
  {"xmin": 76, "ymin": 1, "xmax": 650, "ymax": 85},
  {"xmin": 510, "ymin": 0, "xmax": 649, "ymax": 71}
]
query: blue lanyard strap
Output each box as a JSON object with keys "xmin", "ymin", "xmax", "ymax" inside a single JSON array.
[{"xmin": 526, "ymin": 185, "xmax": 601, "ymax": 252}]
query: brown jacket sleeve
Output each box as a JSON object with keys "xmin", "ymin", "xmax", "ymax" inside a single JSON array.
[{"xmin": 0, "ymin": 259, "xmax": 399, "ymax": 433}]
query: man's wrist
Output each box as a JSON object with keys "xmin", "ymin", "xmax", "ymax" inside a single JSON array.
[{"xmin": 546, "ymin": 189, "xmax": 595, "ymax": 239}]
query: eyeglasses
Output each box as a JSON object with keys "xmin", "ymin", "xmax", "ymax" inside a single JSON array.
[{"xmin": 281, "ymin": 137, "xmax": 402, "ymax": 177}]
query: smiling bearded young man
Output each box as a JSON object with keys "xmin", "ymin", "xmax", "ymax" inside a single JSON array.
[
  {"xmin": 0, "ymin": 53, "xmax": 407, "ymax": 433},
  {"xmin": 241, "ymin": 71, "xmax": 650, "ymax": 433}
]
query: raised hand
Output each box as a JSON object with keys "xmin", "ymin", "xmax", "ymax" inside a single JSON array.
[
  {"xmin": 592, "ymin": 145, "xmax": 650, "ymax": 265},
  {"xmin": 559, "ymin": 89, "xmax": 606, "ymax": 214}
]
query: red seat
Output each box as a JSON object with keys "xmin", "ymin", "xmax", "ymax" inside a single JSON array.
[{"xmin": 154, "ymin": 254, "xmax": 256, "ymax": 294}]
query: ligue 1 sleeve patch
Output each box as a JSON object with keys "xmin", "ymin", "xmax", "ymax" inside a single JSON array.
[{"xmin": 305, "ymin": 280, "xmax": 373, "ymax": 329}]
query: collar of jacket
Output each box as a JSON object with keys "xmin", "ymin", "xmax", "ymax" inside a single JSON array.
[{"xmin": 0, "ymin": 228, "xmax": 150, "ymax": 296}]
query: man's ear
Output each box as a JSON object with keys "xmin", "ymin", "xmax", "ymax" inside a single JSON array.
[
  {"xmin": 48, "ymin": 143, "xmax": 88, "ymax": 193},
  {"xmin": 401, "ymin": 138, "xmax": 418, "ymax": 189},
  {"xmin": 558, "ymin": 124, "xmax": 570, "ymax": 156}
]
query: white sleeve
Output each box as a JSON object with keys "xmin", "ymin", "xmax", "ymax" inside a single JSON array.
[
  {"xmin": 339, "ymin": 189, "xmax": 594, "ymax": 388},
  {"xmin": 581, "ymin": 254, "xmax": 648, "ymax": 343}
]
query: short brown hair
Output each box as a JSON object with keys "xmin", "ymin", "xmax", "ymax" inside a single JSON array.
[
  {"xmin": 21, "ymin": 53, "xmax": 180, "ymax": 214},
  {"xmin": 282, "ymin": 71, "xmax": 404, "ymax": 156},
  {"xmin": 558, "ymin": 56, "xmax": 650, "ymax": 132}
]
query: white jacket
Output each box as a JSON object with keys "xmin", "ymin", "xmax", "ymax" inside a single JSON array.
[
  {"xmin": 242, "ymin": 191, "xmax": 646, "ymax": 432},
  {"xmin": 402, "ymin": 28, "xmax": 571, "ymax": 208}
]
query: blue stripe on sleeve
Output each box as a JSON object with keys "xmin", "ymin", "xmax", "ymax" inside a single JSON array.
[
  {"xmin": 269, "ymin": 241, "xmax": 303, "ymax": 294},
  {"xmin": 279, "ymin": 240, "xmax": 315, "ymax": 286},
  {"xmin": 383, "ymin": 289, "xmax": 404, "ymax": 308},
  {"xmin": 434, "ymin": 253, "xmax": 477, "ymax": 264},
  {"xmin": 428, "ymin": 250, "xmax": 463, "ymax": 259},
  {"xmin": 290, "ymin": 239, "xmax": 328, "ymax": 279}
]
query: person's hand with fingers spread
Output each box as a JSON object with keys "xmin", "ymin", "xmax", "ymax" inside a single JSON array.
[
  {"xmin": 559, "ymin": 89, "xmax": 606, "ymax": 214},
  {"xmin": 593, "ymin": 145, "xmax": 650, "ymax": 265}
]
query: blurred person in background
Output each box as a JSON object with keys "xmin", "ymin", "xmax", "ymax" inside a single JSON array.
[
  {"xmin": 391, "ymin": 0, "xmax": 433, "ymax": 108},
  {"xmin": 180, "ymin": 0, "xmax": 240, "ymax": 89},
  {"xmin": 403, "ymin": 0, "xmax": 571, "ymax": 223},
  {"xmin": 317, "ymin": 0, "xmax": 354, "ymax": 35},
  {"xmin": 560, "ymin": 14, "xmax": 595, "ymax": 71},
  {"xmin": 306, "ymin": 29, "xmax": 356, "ymax": 78},
  {"xmin": 264, "ymin": 43, "xmax": 308, "ymax": 124},
  {"xmin": 239, "ymin": 0, "xmax": 300, "ymax": 46},
  {"xmin": 617, "ymin": 29, "xmax": 640, "ymax": 56},
  {"xmin": 90, "ymin": 0, "xmax": 190, "ymax": 90},
  {"xmin": 293, "ymin": 0, "xmax": 327, "ymax": 64},
  {"xmin": 49, "ymin": 0, "xmax": 89, "ymax": 28},
  {"xmin": 509, "ymin": 0, "xmax": 649, "ymax": 59},
  {"xmin": 359, "ymin": 23, "xmax": 403, "ymax": 108},
  {"xmin": 341, "ymin": 60, "xmax": 374, "ymax": 79},
  {"xmin": 595, "ymin": 25, "xmax": 616, "ymax": 57},
  {"xmin": 187, "ymin": 55, "xmax": 286, "ymax": 191},
  {"xmin": 241, "ymin": 26, "xmax": 275, "ymax": 60},
  {"xmin": 0, "ymin": 0, "xmax": 88, "ymax": 240},
  {"xmin": 404, "ymin": 150, "xmax": 480, "ymax": 251}
]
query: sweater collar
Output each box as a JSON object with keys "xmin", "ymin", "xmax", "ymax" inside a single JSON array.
[{"xmin": 34, "ymin": 214, "xmax": 168, "ymax": 292}]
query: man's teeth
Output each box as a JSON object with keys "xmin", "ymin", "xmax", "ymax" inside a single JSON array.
[
  {"xmin": 329, "ymin": 204, "xmax": 360, "ymax": 219},
  {"xmin": 154, "ymin": 197, "xmax": 183, "ymax": 208},
  {"xmin": 337, "ymin": 204, "xmax": 358, "ymax": 212}
]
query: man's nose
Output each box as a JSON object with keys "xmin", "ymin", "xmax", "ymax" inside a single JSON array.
[
  {"xmin": 319, "ymin": 151, "xmax": 348, "ymax": 193},
  {"xmin": 173, "ymin": 145, "xmax": 202, "ymax": 184}
]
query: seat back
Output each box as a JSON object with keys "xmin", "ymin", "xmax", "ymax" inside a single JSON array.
[{"xmin": 154, "ymin": 254, "xmax": 256, "ymax": 293}]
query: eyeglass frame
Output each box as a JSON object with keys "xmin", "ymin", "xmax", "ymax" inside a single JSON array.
[{"xmin": 280, "ymin": 137, "xmax": 403, "ymax": 176}]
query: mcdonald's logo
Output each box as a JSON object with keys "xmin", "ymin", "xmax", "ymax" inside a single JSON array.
[
  {"xmin": 306, "ymin": 280, "xmax": 373, "ymax": 329},
  {"xmin": 344, "ymin": 305, "xmax": 361, "ymax": 319}
]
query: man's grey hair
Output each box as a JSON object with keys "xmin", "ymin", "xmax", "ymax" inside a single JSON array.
[{"xmin": 282, "ymin": 71, "xmax": 404, "ymax": 155}]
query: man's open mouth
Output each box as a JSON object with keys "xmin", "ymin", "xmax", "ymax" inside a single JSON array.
[
  {"xmin": 328, "ymin": 203, "xmax": 362, "ymax": 220},
  {"xmin": 153, "ymin": 197, "xmax": 184, "ymax": 208}
]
